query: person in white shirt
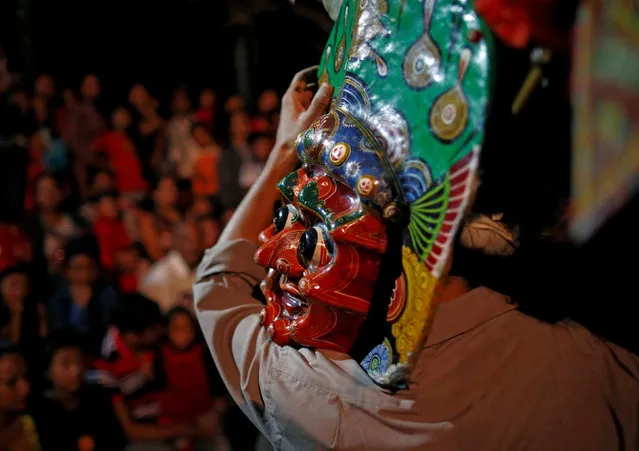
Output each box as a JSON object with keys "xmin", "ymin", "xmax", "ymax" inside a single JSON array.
[
  {"xmin": 141, "ymin": 220, "xmax": 203, "ymax": 312},
  {"xmin": 166, "ymin": 88, "xmax": 200, "ymax": 180}
]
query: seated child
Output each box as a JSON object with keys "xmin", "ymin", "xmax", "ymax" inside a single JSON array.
[
  {"xmin": 48, "ymin": 236, "xmax": 118, "ymax": 355},
  {"xmin": 92, "ymin": 294, "xmax": 214, "ymax": 448},
  {"xmin": 0, "ymin": 342, "xmax": 40, "ymax": 451},
  {"xmin": 159, "ymin": 307, "xmax": 228, "ymax": 451},
  {"xmin": 32, "ymin": 329, "xmax": 125, "ymax": 451}
]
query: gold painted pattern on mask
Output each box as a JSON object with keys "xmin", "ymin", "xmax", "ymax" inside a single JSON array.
[
  {"xmin": 429, "ymin": 48, "xmax": 471, "ymax": 142},
  {"xmin": 391, "ymin": 246, "xmax": 437, "ymax": 363},
  {"xmin": 403, "ymin": 0, "xmax": 441, "ymax": 90}
]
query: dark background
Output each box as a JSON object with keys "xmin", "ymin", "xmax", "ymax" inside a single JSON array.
[{"xmin": 0, "ymin": 0, "xmax": 332, "ymax": 106}]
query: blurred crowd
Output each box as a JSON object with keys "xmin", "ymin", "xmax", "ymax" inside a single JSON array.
[{"xmin": 0, "ymin": 51, "xmax": 278, "ymax": 451}]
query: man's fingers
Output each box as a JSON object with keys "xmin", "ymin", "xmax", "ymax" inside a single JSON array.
[
  {"xmin": 288, "ymin": 66, "xmax": 319, "ymax": 92},
  {"xmin": 300, "ymin": 84, "xmax": 334, "ymax": 127},
  {"xmin": 300, "ymin": 89, "xmax": 314, "ymax": 110}
]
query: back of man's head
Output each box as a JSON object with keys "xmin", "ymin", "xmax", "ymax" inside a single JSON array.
[{"xmin": 109, "ymin": 292, "xmax": 163, "ymax": 334}]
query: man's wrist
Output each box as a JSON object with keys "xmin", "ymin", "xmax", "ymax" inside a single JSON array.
[{"xmin": 264, "ymin": 142, "xmax": 298, "ymax": 180}]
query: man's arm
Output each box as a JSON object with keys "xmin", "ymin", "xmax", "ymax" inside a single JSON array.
[
  {"xmin": 194, "ymin": 70, "xmax": 335, "ymax": 445},
  {"xmin": 219, "ymin": 71, "xmax": 332, "ymax": 244}
]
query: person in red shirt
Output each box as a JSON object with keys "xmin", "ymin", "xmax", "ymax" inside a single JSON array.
[
  {"xmin": 92, "ymin": 191, "xmax": 131, "ymax": 272},
  {"xmin": 92, "ymin": 294, "xmax": 214, "ymax": 449},
  {"xmin": 191, "ymin": 123, "xmax": 221, "ymax": 198},
  {"xmin": 92, "ymin": 106, "xmax": 147, "ymax": 198},
  {"xmin": 159, "ymin": 307, "xmax": 228, "ymax": 451},
  {"xmin": 116, "ymin": 243, "xmax": 151, "ymax": 294},
  {"xmin": 193, "ymin": 89, "xmax": 216, "ymax": 134}
]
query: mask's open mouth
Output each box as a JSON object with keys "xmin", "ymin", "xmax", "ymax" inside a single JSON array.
[{"xmin": 262, "ymin": 271, "xmax": 308, "ymax": 318}]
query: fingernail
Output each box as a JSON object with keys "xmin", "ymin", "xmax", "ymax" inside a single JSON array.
[{"xmin": 319, "ymin": 84, "xmax": 333, "ymax": 97}]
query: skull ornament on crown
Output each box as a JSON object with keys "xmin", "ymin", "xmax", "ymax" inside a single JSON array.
[{"xmin": 255, "ymin": 0, "xmax": 493, "ymax": 388}]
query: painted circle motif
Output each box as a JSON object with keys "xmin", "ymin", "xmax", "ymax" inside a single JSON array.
[
  {"xmin": 441, "ymin": 104, "xmax": 457, "ymax": 125},
  {"xmin": 357, "ymin": 175, "xmax": 377, "ymax": 197},
  {"xmin": 329, "ymin": 142, "xmax": 351, "ymax": 166},
  {"xmin": 361, "ymin": 339, "xmax": 392, "ymax": 379},
  {"xmin": 429, "ymin": 88, "xmax": 469, "ymax": 143}
]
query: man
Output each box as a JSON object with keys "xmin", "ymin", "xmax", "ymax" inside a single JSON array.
[
  {"xmin": 194, "ymin": 5, "xmax": 638, "ymax": 451},
  {"xmin": 142, "ymin": 220, "xmax": 203, "ymax": 312}
]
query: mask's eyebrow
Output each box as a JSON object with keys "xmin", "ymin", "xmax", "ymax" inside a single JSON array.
[
  {"xmin": 296, "ymin": 180, "xmax": 327, "ymax": 224},
  {"xmin": 277, "ymin": 169, "xmax": 308, "ymax": 203}
]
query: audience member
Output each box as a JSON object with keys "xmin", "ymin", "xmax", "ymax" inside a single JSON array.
[
  {"xmin": 23, "ymin": 131, "xmax": 47, "ymax": 213},
  {"xmin": 128, "ymin": 84, "xmax": 163, "ymax": 183},
  {"xmin": 26, "ymin": 173, "xmax": 83, "ymax": 241},
  {"xmin": 92, "ymin": 106, "xmax": 148, "ymax": 199},
  {"xmin": 159, "ymin": 307, "xmax": 228, "ymax": 451},
  {"xmin": 67, "ymin": 74, "xmax": 106, "ymax": 199},
  {"xmin": 191, "ymin": 123, "xmax": 221, "ymax": 199},
  {"xmin": 94, "ymin": 294, "xmax": 214, "ymax": 450},
  {"xmin": 115, "ymin": 243, "xmax": 151, "ymax": 294},
  {"xmin": 0, "ymin": 343, "xmax": 39, "ymax": 451},
  {"xmin": 239, "ymin": 132, "xmax": 274, "ymax": 190},
  {"xmin": 0, "ymin": 226, "xmax": 33, "ymax": 275},
  {"xmin": 136, "ymin": 175, "xmax": 181, "ymax": 262},
  {"xmin": 33, "ymin": 74, "xmax": 56, "ymax": 102},
  {"xmin": 250, "ymin": 90, "xmax": 279, "ymax": 134},
  {"xmin": 92, "ymin": 191, "xmax": 132, "ymax": 272},
  {"xmin": 218, "ymin": 112, "xmax": 250, "ymax": 211},
  {"xmin": 141, "ymin": 220, "xmax": 202, "ymax": 312},
  {"xmin": 223, "ymin": 95, "xmax": 244, "ymax": 116},
  {"xmin": 0, "ymin": 265, "xmax": 46, "ymax": 377},
  {"xmin": 32, "ymin": 329, "xmax": 125, "ymax": 451},
  {"xmin": 54, "ymin": 89, "xmax": 77, "ymax": 144},
  {"xmin": 194, "ymin": 89, "xmax": 217, "ymax": 134},
  {"xmin": 166, "ymin": 88, "xmax": 199, "ymax": 181},
  {"xmin": 48, "ymin": 236, "xmax": 117, "ymax": 354}
]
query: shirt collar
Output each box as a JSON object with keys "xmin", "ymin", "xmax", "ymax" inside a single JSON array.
[{"xmin": 424, "ymin": 287, "xmax": 518, "ymax": 348}]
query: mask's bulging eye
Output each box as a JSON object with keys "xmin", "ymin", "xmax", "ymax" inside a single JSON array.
[
  {"xmin": 297, "ymin": 226, "xmax": 333, "ymax": 268},
  {"xmin": 274, "ymin": 205, "xmax": 300, "ymax": 233}
]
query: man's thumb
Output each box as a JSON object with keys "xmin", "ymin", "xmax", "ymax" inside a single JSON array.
[{"xmin": 301, "ymin": 84, "xmax": 334, "ymax": 126}]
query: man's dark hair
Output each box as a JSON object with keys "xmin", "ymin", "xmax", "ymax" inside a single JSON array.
[
  {"xmin": 62, "ymin": 234, "xmax": 100, "ymax": 268},
  {"xmin": 42, "ymin": 328, "xmax": 84, "ymax": 370},
  {"xmin": 109, "ymin": 293, "xmax": 163, "ymax": 334}
]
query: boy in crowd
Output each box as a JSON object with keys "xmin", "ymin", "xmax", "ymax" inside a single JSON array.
[
  {"xmin": 93, "ymin": 293, "xmax": 215, "ymax": 451},
  {"xmin": 32, "ymin": 329, "xmax": 125, "ymax": 451}
]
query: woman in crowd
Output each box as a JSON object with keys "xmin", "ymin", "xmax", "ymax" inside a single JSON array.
[{"xmin": 0, "ymin": 342, "xmax": 39, "ymax": 451}]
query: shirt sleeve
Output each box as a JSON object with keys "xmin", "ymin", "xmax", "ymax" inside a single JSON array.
[
  {"xmin": 194, "ymin": 240, "xmax": 399, "ymax": 450},
  {"xmin": 193, "ymin": 240, "xmax": 268, "ymax": 420}
]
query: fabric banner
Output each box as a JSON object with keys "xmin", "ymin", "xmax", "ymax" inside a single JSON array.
[{"xmin": 571, "ymin": 0, "xmax": 639, "ymax": 242}]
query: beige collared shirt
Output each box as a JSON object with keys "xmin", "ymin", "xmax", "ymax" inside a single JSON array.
[{"xmin": 194, "ymin": 239, "xmax": 639, "ymax": 451}]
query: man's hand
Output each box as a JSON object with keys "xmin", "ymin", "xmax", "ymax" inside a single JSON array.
[{"xmin": 270, "ymin": 67, "xmax": 333, "ymax": 175}]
